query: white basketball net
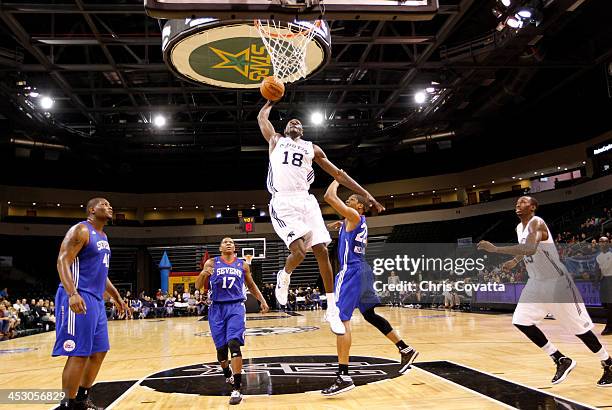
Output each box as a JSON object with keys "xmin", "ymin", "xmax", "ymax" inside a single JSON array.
[
  {"xmin": 254, "ymin": 20, "xmax": 321, "ymax": 84},
  {"xmin": 244, "ymin": 254, "xmax": 254, "ymax": 265}
]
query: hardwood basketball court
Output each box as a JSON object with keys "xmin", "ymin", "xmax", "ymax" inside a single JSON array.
[{"xmin": 1, "ymin": 308, "xmax": 609, "ymax": 409}]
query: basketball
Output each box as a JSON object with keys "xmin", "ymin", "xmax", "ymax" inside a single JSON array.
[{"xmin": 260, "ymin": 76, "xmax": 285, "ymax": 102}]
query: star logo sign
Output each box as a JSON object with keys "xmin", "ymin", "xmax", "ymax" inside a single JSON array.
[{"xmin": 209, "ymin": 46, "xmax": 250, "ymax": 78}]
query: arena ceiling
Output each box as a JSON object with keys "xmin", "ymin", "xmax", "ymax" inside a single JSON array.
[{"xmin": 0, "ymin": 0, "xmax": 610, "ymax": 192}]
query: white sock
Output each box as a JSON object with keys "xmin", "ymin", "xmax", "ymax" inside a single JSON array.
[
  {"xmin": 542, "ymin": 342, "xmax": 558, "ymax": 356},
  {"xmin": 595, "ymin": 347, "xmax": 610, "ymax": 361},
  {"xmin": 326, "ymin": 293, "xmax": 336, "ymax": 308}
]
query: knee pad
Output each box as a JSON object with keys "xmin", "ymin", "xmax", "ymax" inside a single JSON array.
[
  {"xmin": 228, "ymin": 339, "xmax": 242, "ymax": 358},
  {"xmin": 576, "ymin": 330, "xmax": 603, "ymax": 353},
  {"xmin": 362, "ymin": 308, "xmax": 393, "ymax": 335},
  {"xmin": 216, "ymin": 345, "xmax": 228, "ymax": 363},
  {"xmin": 514, "ymin": 324, "xmax": 548, "ymax": 348}
]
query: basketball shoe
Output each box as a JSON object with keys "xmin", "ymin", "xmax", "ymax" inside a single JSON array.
[
  {"xmin": 322, "ymin": 374, "xmax": 355, "ymax": 396},
  {"xmin": 552, "ymin": 356, "xmax": 576, "ymax": 384},
  {"xmin": 399, "ymin": 347, "xmax": 419, "ymax": 374},
  {"xmin": 598, "ymin": 361, "xmax": 612, "ymax": 387},
  {"xmin": 275, "ymin": 270, "xmax": 290, "ymax": 306},
  {"xmin": 229, "ymin": 389, "xmax": 243, "ymax": 405}
]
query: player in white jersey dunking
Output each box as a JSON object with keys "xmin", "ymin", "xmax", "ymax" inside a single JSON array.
[
  {"xmin": 478, "ymin": 196, "xmax": 611, "ymax": 387},
  {"xmin": 258, "ymin": 101, "xmax": 384, "ymax": 335}
]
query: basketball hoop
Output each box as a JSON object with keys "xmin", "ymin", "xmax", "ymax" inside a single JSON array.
[
  {"xmin": 254, "ymin": 19, "xmax": 324, "ymax": 84},
  {"xmin": 244, "ymin": 254, "xmax": 254, "ymax": 265}
]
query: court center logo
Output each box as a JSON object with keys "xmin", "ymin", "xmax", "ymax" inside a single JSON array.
[
  {"xmin": 195, "ymin": 326, "xmax": 318, "ymax": 337},
  {"xmin": 140, "ymin": 355, "xmax": 404, "ymax": 396}
]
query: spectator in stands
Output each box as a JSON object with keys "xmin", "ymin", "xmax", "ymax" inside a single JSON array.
[
  {"xmin": 196, "ymin": 294, "xmax": 207, "ymax": 316},
  {"xmin": 388, "ymin": 271, "xmax": 401, "ymax": 307},
  {"xmin": 175, "ymin": 294, "xmax": 188, "ymax": 316},
  {"xmin": 105, "ymin": 299, "xmax": 115, "ymax": 320},
  {"xmin": 262, "ymin": 283, "xmax": 273, "ymax": 307},
  {"xmin": 182, "ymin": 289, "xmax": 191, "ymax": 302},
  {"xmin": 287, "ymin": 289, "xmax": 297, "ymax": 311},
  {"xmin": 131, "ymin": 298, "xmax": 143, "ymax": 319},
  {"xmin": 8, "ymin": 304, "xmax": 21, "ymax": 329},
  {"xmin": 311, "ymin": 288, "xmax": 321, "ymax": 309},
  {"xmin": 187, "ymin": 294, "xmax": 197, "ymax": 315},
  {"xmin": 12, "ymin": 299, "xmax": 24, "ymax": 312},
  {"xmin": 164, "ymin": 295, "xmax": 175, "ymax": 317},
  {"xmin": 0, "ymin": 302, "xmax": 14, "ymax": 339},
  {"xmin": 142, "ymin": 296, "xmax": 154, "ymax": 318},
  {"xmin": 0, "ymin": 287, "xmax": 7, "ymax": 299}
]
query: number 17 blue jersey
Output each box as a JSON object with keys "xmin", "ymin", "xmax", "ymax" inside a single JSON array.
[{"xmin": 209, "ymin": 256, "xmax": 246, "ymax": 303}]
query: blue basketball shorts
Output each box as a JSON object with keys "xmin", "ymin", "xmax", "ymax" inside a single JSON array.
[
  {"xmin": 52, "ymin": 287, "xmax": 109, "ymax": 357},
  {"xmin": 335, "ymin": 262, "xmax": 381, "ymax": 321},
  {"xmin": 208, "ymin": 301, "xmax": 246, "ymax": 349}
]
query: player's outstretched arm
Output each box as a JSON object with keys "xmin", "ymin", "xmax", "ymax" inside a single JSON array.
[
  {"xmin": 324, "ymin": 180, "xmax": 361, "ymax": 229},
  {"xmin": 478, "ymin": 218, "xmax": 544, "ymax": 256},
  {"xmin": 257, "ymin": 101, "xmax": 278, "ymax": 143},
  {"xmin": 57, "ymin": 223, "xmax": 89, "ymax": 314},
  {"xmin": 195, "ymin": 259, "xmax": 214, "ymax": 291},
  {"xmin": 243, "ymin": 263, "xmax": 269, "ymax": 313},
  {"xmin": 313, "ymin": 144, "xmax": 385, "ymax": 213}
]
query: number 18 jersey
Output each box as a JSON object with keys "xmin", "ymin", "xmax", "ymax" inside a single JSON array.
[
  {"xmin": 209, "ymin": 256, "xmax": 246, "ymax": 303},
  {"xmin": 267, "ymin": 136, "xmax": 315, "ymax": 194}
]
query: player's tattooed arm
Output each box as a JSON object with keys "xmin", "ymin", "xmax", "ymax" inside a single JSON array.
[
  {"xmin": 195, "ymin": 258, "xmax": 214, "ymax": 291},
  {"xmin": 478, "ymin": 218, "xmax": 545, "ymax": 256},
  {"xmin": 243, "ymin": 263, "xmax": 269, "ymax": 313},
  {"xmin": 57, "ymin": 223, "xmax": 89, "ymax": 314},
  {"xmin": 324, "ymin": 180, "xmax": 361, "ymax": 229},
  {"xmin": 313, "ymin": 144, "xmax": 385, "ymax": 213},
  {"xmin": 257, "ymin": 101, "xmax": 280, "ymax": 149}
]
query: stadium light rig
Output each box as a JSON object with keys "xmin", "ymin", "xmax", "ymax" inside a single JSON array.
[
  {"xmin": 153, "ymin": 114, "xmax": 167, "ymax": 127},
  {"xmin": 414, "ymin": 91, "xmax": 427, "ymax": 104},
  {"xmin": 40, "ymin": 96, "xmax": 54, "ymax": 110},
  {"xmin": 311, "ymin": 112, "xmax": 324, "ymax": 125}
]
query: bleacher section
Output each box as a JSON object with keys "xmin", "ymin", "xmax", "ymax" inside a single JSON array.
[
  {"xmin": 107, "ymin": 247, "xmax": 138, "ymax": 288},
  {"xmin": 148, "ymin": 245, "xmax": 209, "ymax": 273}
]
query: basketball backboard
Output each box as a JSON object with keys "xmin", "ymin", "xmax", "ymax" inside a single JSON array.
[
  {"xmin": 233, "ymin": 237, "xmax": 266, "ymax": 260},
  {"xmin": 145, "ymin": 0, "xmax": 439, "ymax": 21}
]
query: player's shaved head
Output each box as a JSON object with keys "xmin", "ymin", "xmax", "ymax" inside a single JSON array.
[
  {"xmin": 519, "ymin": 196, "xmax": 538, "ymax": 211},
  {"xmin": 86, "ymin": 197, "xmax": 107, "ymax": 215}
]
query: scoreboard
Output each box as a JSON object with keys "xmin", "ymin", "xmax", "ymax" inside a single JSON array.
[{"xmin": 240, "ymin": 216, "xmax": 255, "ymax": 233}]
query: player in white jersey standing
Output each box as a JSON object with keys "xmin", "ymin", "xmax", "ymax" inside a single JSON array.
[
  {"xmin": 596, "ymin": 236, "xmax": 612, "ymax": 335},
  {"xmin": 257, "ymin": 101, "xmax": 384, "ymax": 335},
  {"xmin": 478, "ymin": 196, "xmax": 611, "ymax": 387}
]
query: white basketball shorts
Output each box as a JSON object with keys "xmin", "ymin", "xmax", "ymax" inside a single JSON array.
[{"xmin": 269, "ymin": 192, "xmax": 331, "ymax": 250}]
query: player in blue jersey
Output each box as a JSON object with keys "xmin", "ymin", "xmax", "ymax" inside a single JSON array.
[
  {"xmin": 321, "ymin": 181, "xmax": 418, "ymax": 396},
  {"xmin": 195, "ymin": 237, "xmax": 269, "ymax": 405},
  {"xmin": 53, "ymin": 198, "xmax": 128, "ymax": 410}
]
